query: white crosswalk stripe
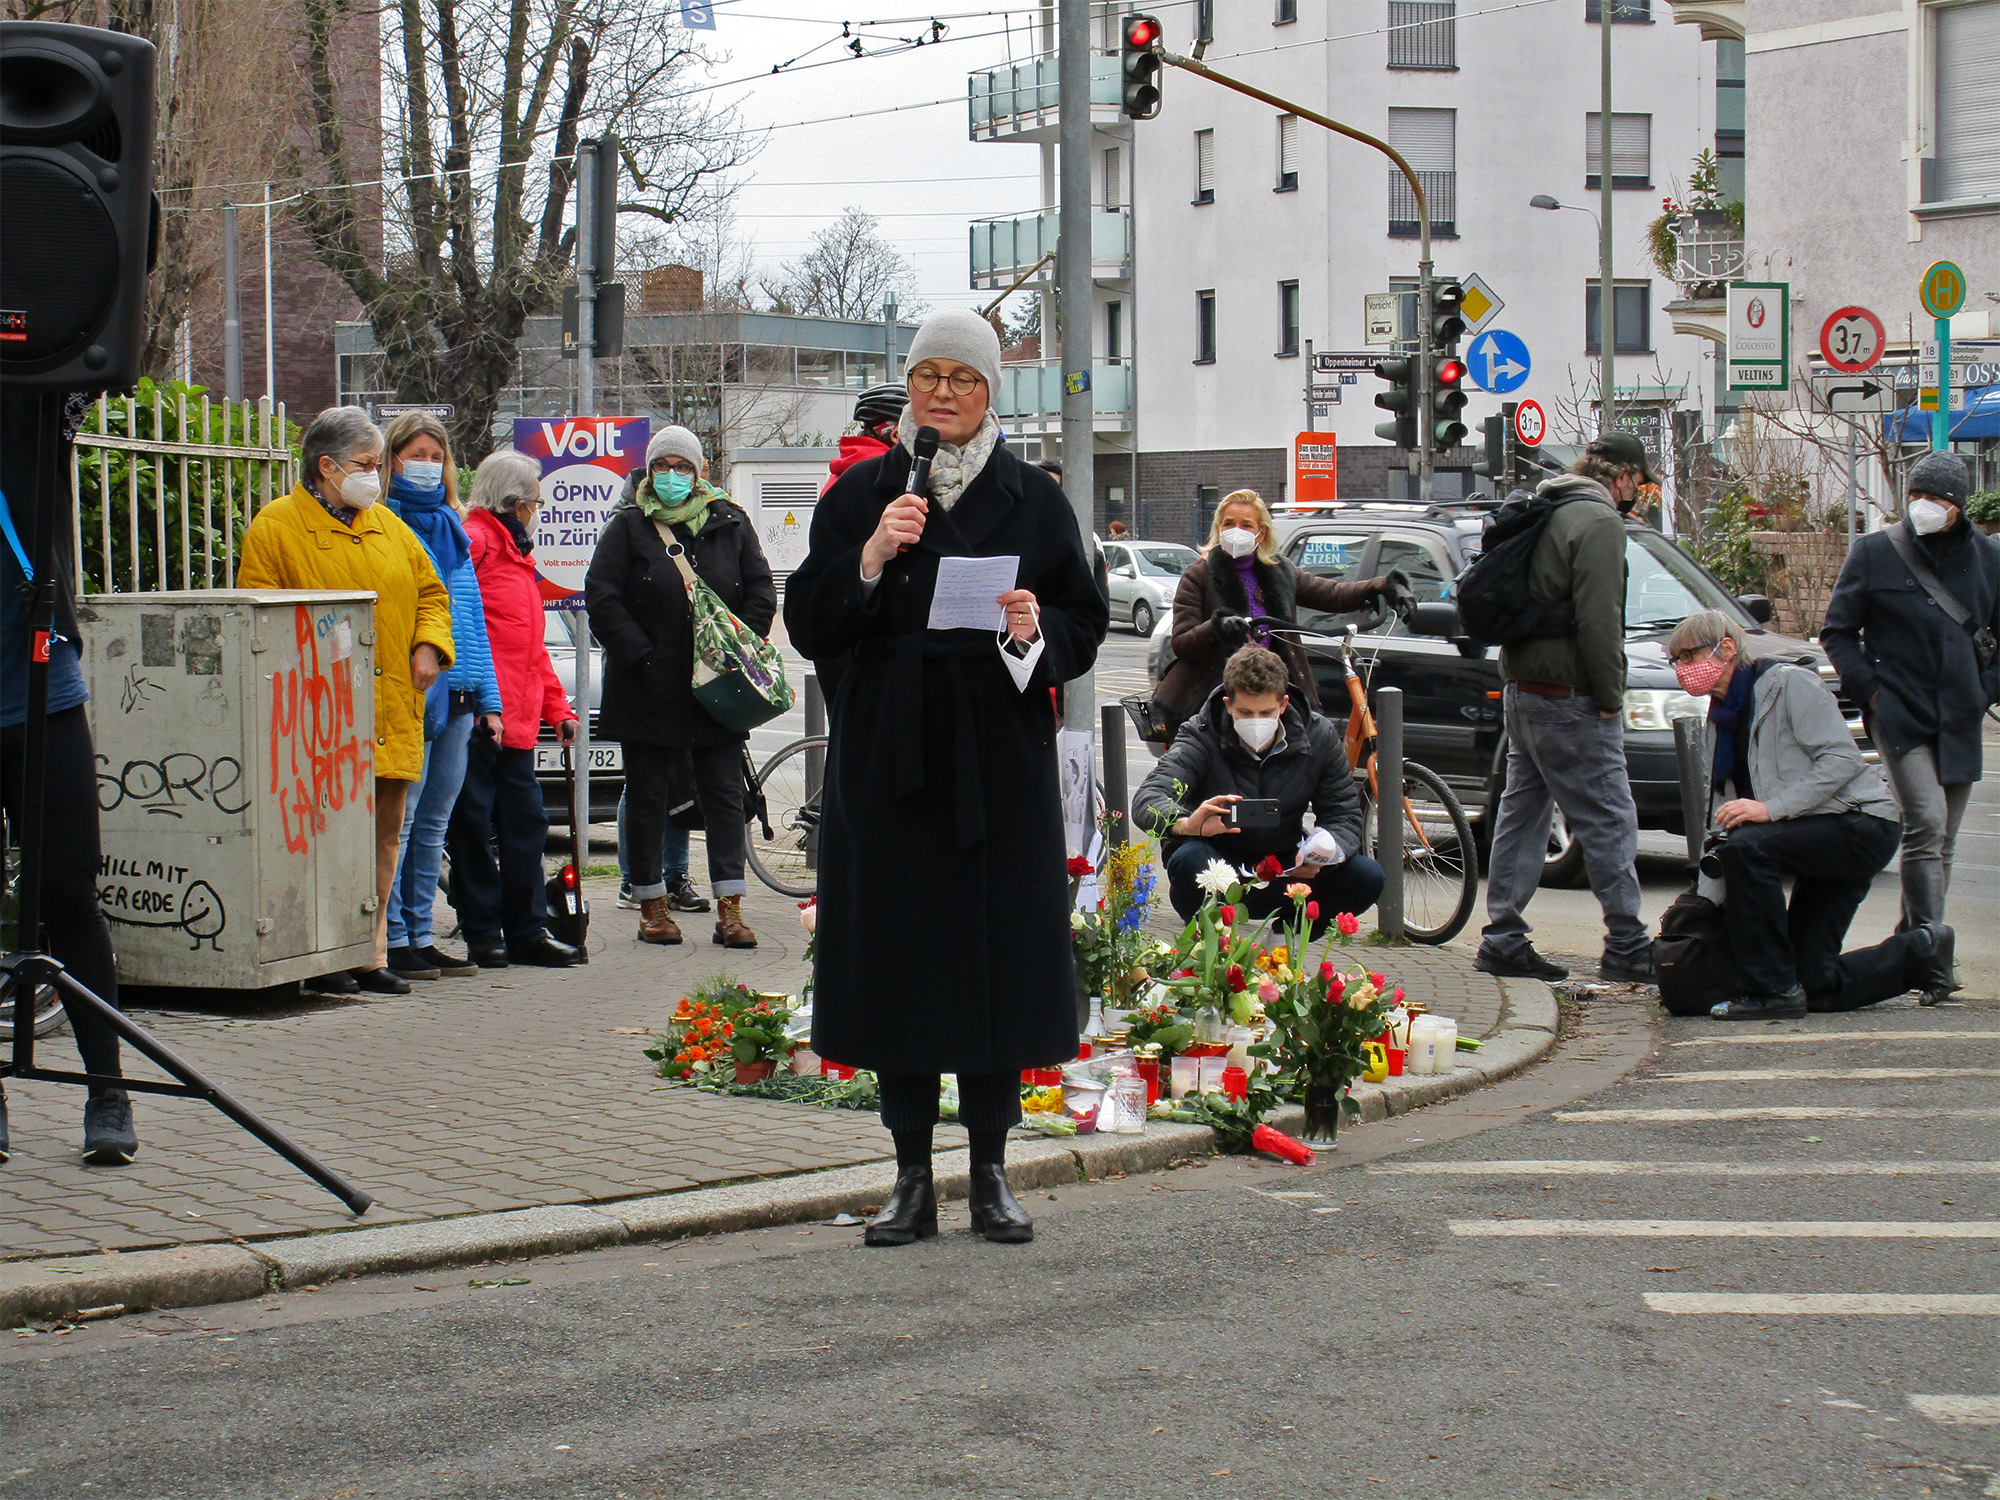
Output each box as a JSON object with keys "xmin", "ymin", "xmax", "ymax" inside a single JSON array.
[
  {"xmin": 1909, "ymin": 1396, "xmax": 2000, "ymax": 1425},
  {"xmin": 1376, "ymin": 1159, "xmax": 2000, "ymax": 1177},
  {"xmin": 1555, "ymin": 1105, "xmax": 2000, "ymax": 1122},
  {"xmin": 1664, "ymin": 1067, "xmax": 2000, "ymax": 1082},
  {"xmin": 1645, "ymin": 1293, "xmax": 2000, "ymax": 1315},
  {"xmin": 1450, "ymin": 1220, "xmax": 2000, "ymax": 1238}
]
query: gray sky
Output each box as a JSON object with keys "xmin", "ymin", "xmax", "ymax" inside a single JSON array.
[{"xmin": 687, "ymin": 1, "xmax": 1049, "ymax": 312}]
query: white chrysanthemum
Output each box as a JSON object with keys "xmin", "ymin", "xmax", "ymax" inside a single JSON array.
[{"xmin": 1195, "ymin": 859, "xmax": 1236, "ymax": 898}]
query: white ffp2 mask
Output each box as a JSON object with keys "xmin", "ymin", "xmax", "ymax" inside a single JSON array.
[
  {"xmin": 339, "ymin": 468, "xmax": 382, "ymax": 510},
  {"xmin": 1218, "ymin": 527, "xmax": 1259, "ymax": 558},
  {"xmin": 1233, "ymin": 714, "xmax": 1280, "ymax": 752},
  {"xmin": 1908, "ymin": 498, "xmax": 1954, "ymax": 535}
]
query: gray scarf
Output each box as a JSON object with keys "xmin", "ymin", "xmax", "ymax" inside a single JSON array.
[{"xmin": 897, "ymin": 406, "xmax": 1000, "ymax": 511}]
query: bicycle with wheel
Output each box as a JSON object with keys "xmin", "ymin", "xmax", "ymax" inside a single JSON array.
[
  {"xmin": 1269, "ymin": 619, "xmax": 1480, "ymax": 945},
  {"xmin": 744, "ymin": 735, "xmax": 826, "ymax": 898}
]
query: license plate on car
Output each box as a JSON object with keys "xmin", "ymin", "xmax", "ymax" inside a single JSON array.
[{"xmin": 536, "ymin": 745, "xmax": 623, "ymax": 773}]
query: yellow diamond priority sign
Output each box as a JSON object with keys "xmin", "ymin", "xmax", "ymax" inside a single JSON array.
[{"xmin": 1459, "ymin": 273, "xmax": 1502, "ymax": 335}]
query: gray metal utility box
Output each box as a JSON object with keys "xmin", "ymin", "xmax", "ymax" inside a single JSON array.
[{"xmin": 79, "ymin": 591, "xmax": 378, "ymax": 989}]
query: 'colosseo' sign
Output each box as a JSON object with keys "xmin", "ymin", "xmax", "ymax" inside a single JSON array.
[{"xmin": 513, "ymin": 415, "xmax": 650, "ymax": 610}]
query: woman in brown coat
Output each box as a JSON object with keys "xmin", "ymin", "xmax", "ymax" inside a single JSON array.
[{"xmin": 1154, "ymin": 489, "xmax": 1405, "ymax": 729}]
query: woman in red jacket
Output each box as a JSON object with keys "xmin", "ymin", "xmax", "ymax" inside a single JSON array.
[{"xmin": 445, "ymin": 450, "xmax": 583, "ymax": 968}]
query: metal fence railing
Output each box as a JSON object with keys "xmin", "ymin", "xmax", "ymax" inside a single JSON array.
[
  {"xmin": 70, "ymin": 389, "xmax": 296, "ymax": 596},
  {"xmin": 1387, "ymin": 1, "xmax": 1456, "ymax": 68},
  {"xmin": 1388, "ymin": 169, "xmax": 1457, "ymax": 239}
]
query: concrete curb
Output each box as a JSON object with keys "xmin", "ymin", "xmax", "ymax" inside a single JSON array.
[{"xmin": 1, "ymin": 982, "xmax": 1557, "ymax": 1326}]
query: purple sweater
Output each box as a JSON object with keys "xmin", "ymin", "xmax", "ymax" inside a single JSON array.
[{"xmin": 1232, "ymin": 553, "xmax": 1273, "ymax": 638}]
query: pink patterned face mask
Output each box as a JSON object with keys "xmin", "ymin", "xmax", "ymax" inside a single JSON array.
[{"xmin": 1675, "ymin": 651, "xmax": 1728, "ymax": 698}]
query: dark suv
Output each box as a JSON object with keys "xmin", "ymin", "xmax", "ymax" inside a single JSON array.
[{"xmin": 1150, "ymin": 501, "xmax": 1867, "ymax": 886}]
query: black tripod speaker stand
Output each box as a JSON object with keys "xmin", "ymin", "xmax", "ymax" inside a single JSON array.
[{"xmin": 3, "ymin": 392, "xmax": 372, "ymax": 1216}]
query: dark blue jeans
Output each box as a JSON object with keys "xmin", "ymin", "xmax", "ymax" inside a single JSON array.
[
  {"xmin": 446, "ymin": 736, "xmax": 549, "ymax": 946},
  {"xmin": 1164, "ymin": 837, "xmax": 1385, "ymax": 933}
]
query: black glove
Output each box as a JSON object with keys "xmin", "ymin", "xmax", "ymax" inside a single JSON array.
[
  {"xmin": 1211, "ymin": 610, "xmax": 1254, "ymax": 647},
  {"xmin": 1380, "ymin": 568, "xmax": 1418, "ymax": 619}
]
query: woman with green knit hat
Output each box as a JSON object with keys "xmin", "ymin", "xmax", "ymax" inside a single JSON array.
[{"xmin": 586, "ymin": 425, "xmax": 776, "ymax": 948}]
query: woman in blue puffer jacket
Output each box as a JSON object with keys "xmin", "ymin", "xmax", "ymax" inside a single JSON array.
[{"xmin": 383, "ymin": 410, "xmax": 504, "ymax": 982}]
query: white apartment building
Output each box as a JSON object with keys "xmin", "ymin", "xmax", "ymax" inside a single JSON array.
[{"xmin": 1113, "ymin": 0, "xmax": 1725, "ymax": 538}]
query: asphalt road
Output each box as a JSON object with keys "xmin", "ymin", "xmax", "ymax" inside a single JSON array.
[{"xmin": 8, "ymin": 991, "xmax": 1995, "ymax": 1499}]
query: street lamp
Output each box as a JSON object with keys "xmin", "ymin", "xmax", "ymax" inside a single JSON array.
[{"xmin": 1532, "ymin": 194, "xmax": 1614, "ymax": 435}]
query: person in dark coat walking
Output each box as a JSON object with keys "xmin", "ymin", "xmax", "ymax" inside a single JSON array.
[
  {"xmin": 1822, "ymin": 452, "xmax": 2000, "ymax": 964},
  {"xmin": 785, "ymin": 308, "xmax": 1108, "ymax": 1248},
  {"xmin": 1133, "ymin": 646, "xmax": 1384, "ymax": 931},
  {"xmin": 586, "ymin": 426, "xmax": 776, "ymax": 949},
  {"xmin": 1154, "ymin": 488, "xmax": 1405, "ymax": 729}
]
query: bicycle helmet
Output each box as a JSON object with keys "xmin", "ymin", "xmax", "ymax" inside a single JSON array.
[{"xmin": 852, "ymin": 383, "xmax": 908, "ymax": 431}]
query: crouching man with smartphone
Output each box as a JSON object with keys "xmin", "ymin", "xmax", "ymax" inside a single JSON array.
[{"xmin": 1134, "ymin": 645, "xmax": 1385, "ymax": 932}]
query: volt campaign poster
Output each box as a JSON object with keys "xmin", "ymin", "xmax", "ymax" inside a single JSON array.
[{"xmin": 512, "ymin": 415, "xmax": 649, "ymax": 610}]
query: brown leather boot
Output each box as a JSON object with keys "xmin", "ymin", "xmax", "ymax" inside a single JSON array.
[
  {"xmin": 713, "ymin": 896, "xmax": 757, "ymax": 949},
  {"xmin": 637, "ymin": 896, "xmax": 683, "ymax": 945}
]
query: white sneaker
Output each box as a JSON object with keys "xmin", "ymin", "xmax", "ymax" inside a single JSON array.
[{"xmin": 616, "ymin": 884, "xmax": 640, "ymax": 910}]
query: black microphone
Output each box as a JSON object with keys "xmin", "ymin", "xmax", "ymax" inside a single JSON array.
[
  {"xmin": 907, "ymin": 425, "xmax": 940, "ymax": 496},
  {"xmin": 898, "ymin": 426, "xmax": 940, "ymax": 554}
]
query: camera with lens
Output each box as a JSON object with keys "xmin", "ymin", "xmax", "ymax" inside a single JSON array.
[{"xmin": 1698, "ymin": 826, "xmax": 1730, "ymax": 879}]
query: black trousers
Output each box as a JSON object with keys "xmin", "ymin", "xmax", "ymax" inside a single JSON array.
[
  {"xmin": 1717, "ymin": 810, "xmax": 1922, "ymax": 1010},
  {"xmin": 446, "ymin": 735, "xmax": 549, "ymax": 946},
  {"xmin": 1, "ymin": 706, "xmax": 122, "ymax": 1087},
  {"xmin": 878, "ymin": 1072, "xmax": 1024, "ymax": 1133},
  {"xmin": 624, "ymin": 740, "xmax": 746, "ymax": 895}
]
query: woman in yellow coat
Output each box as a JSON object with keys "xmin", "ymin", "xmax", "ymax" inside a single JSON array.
[{"xmin": 238, "ymin": 406, "xmax": 454, "ymax": 995}]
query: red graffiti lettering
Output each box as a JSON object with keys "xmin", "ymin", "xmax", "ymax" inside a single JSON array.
[{"xmin": 268, "ymin": 606, "xmax": 369, "ymax": 854}]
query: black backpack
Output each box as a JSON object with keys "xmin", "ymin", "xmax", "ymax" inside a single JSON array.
[
  {"xmin": 1653, "ymin": 891, "xmax": 1741, "ymax": 1017},
  {"xmin": 1453, "ymin": 489, "xmax": 1579, "ymax": 647}
]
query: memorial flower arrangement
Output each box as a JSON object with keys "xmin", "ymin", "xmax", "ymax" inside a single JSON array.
[
  {"xmin": 647, "ymin": 976, "xmax": 795, "ymax": 1084},
  {"xmin": 1156, "ymin": 858, "xmax": 1273, "ymax": 1025},
  {"xmin": 1253, "ymin": 889, "xmax": 1400, "ymax": 1141},
  {"xmin": 1069, "ymin": 813, "xmax": 1161, "ymax": 1011}
]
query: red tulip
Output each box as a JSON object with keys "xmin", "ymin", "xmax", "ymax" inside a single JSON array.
[
  {"xmin": 1336, "ymin": 912, "xmax": 1360, "ymax": 936},
  {"xmin": 1305, "ymin": 901, "xmax": 1320, "ymax": 921},
  {"xmin": 1392, "ymin": 987, "xmax": 1406, "ymax": 1005},
  {"xmin": 1219, "ymin": 904, "xmax": 1236, "ymax": 927},
  {"xmin": 1369, "ymin": 972, "xmax": 1386, "ymax": 988},
  {"xmin": 1226, "ymin": 964, "xmax": 1247, "ymax": 992},
  {"xmin": 1067, "ymin": 856, "xmax": 1095, "ymax": 877},
  {"xmin": 1319, "ymin": 960, "xmax": 1335, "ymax": 982},
  {"xmin": 1255, "ymin": 854, "xmax": 1285, "ymax": 882}
]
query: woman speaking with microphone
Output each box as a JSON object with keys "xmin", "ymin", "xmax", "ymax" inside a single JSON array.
[{"xmin": 786, "ymin": 310, "xmax": 1108, "ymax": 1246}]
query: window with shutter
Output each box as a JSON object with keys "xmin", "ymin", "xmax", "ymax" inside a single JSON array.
[
  {"xmin": 1585, "ymin": 112, "xmax": 1652, "ymax": 188},
  {"xmin": 1195, "ymin": 129, "xmax": 1216, "ymax": 203},
  {"xmin": 1277, "ymin": 114, "xmax": 1299, "ymax": 190},
  {"xmin": 1388, "ymin": 0, "xmax": 1457, "ymax": 68},
  {"xmin": 1934, "ymin": 0, "xmax": 2000, "ymax": 201},
  {"xmin": 1103, "ymin": 146, "xmax": 1122, "ymax": 210},
  {"xmin": 1195, "ymin": 291, "xmax": 1217, "ymax": 364},
  {"xmin": 1387, "ymin": 108, "xmax": 1456, "ymax": 236}
]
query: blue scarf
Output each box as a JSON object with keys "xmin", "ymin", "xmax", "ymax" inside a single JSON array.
[
  {"xmin": 1708, "ymin": 658, "xmax": 1757, "ymax": 797},
  {"xmin": 387, "ymin": 472, "xmax": 471, "ymax": 582}
]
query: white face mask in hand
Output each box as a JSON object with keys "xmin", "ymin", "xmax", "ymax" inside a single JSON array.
[
  {"xmin": 1233, "ymin": 714, "xmax": 1280, "ymax": 752},
  {"xmin": 1907, "ymin": 498, "xmax": 1954, "ymax": 535},
  {"xmin": 1218, "ymin": 526, "xmax": 1259, "ymax": 559}
]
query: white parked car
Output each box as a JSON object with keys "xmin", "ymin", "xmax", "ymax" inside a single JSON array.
[{"xmin": 1102, "ymin": 539, "xmax": 1197, "ymax": 636}]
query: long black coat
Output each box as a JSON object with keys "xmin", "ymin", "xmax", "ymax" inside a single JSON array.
[
  {"xmin": 784, "ymin": 441, "xmax": 1108, "ymax": 1074},
  {"xmin": 1821, "ymin": 518, "xmax": 2000, "ymax": 784},
  {"xmin": 585, "ymin": 495, "xmax": 777, "ymax": 749}
]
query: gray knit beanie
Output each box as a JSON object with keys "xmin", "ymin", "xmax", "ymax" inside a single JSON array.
[
  {"xmin": 1906, "ymin": 451, "xmax": 1970, "ymax": 509},
  {"xmin": 904, "ymin": 308, "xmax": 1003, "ymax": 395},
  {"xmin": 646, "ymin": 425, "xmax": 704, "ymax": 472}
]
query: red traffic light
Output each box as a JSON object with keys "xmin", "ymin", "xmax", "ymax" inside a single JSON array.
[
  {"xmin": 1125, "ymin": 16, "xmax": 1161, "ymax": 46},
  {"xmin": 1436, "ymin": 358, "xmax": 1466, "ymax": 386}
]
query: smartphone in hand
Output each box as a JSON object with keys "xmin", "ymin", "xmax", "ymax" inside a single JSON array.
[{"xmin": 1225, "ymin": 798, "xmax": 1282, "ymax": 832}]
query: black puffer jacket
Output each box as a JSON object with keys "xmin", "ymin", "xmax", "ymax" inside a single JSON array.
[
  {"xmin": 584, "ymin": 484, "xmax": 777, "ymax": 749},
  {"xmin": 1132, "ymin": 686, "xmax": 1364, "ymax": 866}
]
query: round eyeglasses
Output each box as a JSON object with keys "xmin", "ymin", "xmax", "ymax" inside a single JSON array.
[{"xmin": 908, "ymin": 365, "xmax": 985, "ymax": 396}]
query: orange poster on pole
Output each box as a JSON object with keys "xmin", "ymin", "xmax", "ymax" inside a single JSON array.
[{"xmin": 1293, "ymin": 431, "xmax": 1338, "ymax": 506}]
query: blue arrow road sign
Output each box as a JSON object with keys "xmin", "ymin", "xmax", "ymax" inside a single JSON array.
[{"xmin": 1467, "ymin": 328, "xmax": 1531, "ymax": 394}]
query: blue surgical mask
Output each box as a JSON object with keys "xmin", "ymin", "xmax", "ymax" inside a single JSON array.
[
  {"xmin": 653, "ymin": 470, "xmax": 694, "ymax": 504},
  {"xmin": 400, "ymin": 459, "xmax": 445, "ymax": 491}
]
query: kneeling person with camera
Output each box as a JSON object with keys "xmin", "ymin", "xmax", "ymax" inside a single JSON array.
[
  {"xmin": 1135, "ymin": 646, "xmax": 1386, "ymax": 932},
  {"xmin": 1669, "ymin": 610, "xmax": 1954, "ymax": 1020}
]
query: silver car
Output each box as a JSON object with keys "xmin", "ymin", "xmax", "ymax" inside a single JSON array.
[{"xmin": 1102, "ymin": 539, "xmax": 1197, "ymax": 636}]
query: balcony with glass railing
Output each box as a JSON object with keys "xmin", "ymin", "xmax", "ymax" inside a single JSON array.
[
  {"xmin": 967, "ymin": 53, "xmax": 1121, "ymax": 143},
  {"xmin": 969, "ymin": 207, "xmax": 1132, "ymax": 289},
  {"xmin": 992, "ymin": 359, "xmax": 1133, "ymax": 431}
]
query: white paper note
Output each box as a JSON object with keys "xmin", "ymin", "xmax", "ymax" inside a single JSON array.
[{"xmin": 926, "ymin": 553, "xmax": 1019, "ymax": 632}]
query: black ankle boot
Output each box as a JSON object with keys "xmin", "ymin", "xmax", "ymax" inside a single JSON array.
[
  {"xmin": 864, "ymin": 1165, "xmax": 937, "ymax": 1246},
  {"xmin": 966, "ymin": 1162, "xmax": 1034, "ymax": 1243}
]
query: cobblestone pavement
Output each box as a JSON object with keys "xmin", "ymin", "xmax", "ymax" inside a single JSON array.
[{"xmin": 0, "ymin": 872, "xmax": 1508, "ymax": 1261}]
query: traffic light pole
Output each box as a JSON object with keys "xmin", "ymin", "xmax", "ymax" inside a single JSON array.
[{"xmin": 1150, "ymin": 47, "xmax": 1434, "ymax": 498}]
